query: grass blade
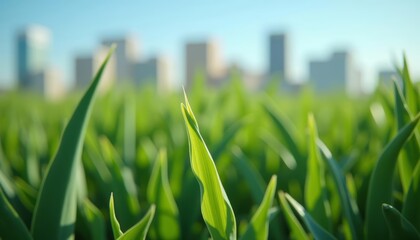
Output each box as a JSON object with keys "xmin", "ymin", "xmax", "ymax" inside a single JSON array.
[
  {"xmin": 241, "ymin": 175, "xmax": 277, "ymax": 240},
  {"xmin": 285, "ymin": 193, "xmax": 336, "ymax": 240},
  {"xmin": 278, "ymin": 191, "xmax": 308, "ymax": 240},
  {"xmin": 393, "ymin": 80, "xmax": 419, "ymax": 193},
  {"xmin": 147, "ymin": 149, "xmax": 180, "ymax": 239},
  {"xmin": 317, "ymin": 140, "xmax": 363, "ymax": 239},
  {"xmin": 365, "ymin": 114, "xmax": 420, "ymax": 239},
  {"xmin": 403, "ymin": 161, "xmax": 420, "ymax": 233},
  {"xmin": 181, "ymin": 92, "xmax": 237, "ymax": 240},
  {"xmin": 0, "ymin": 188, "xmax": 32, "ymax": 240},
  {"xmin": 305, "ymin": 114, "xmax": 331, "ymax": 231},
  {"xmin": 382, "ymin": 204, "xmax": 420, "ymax": 240},
  {"xmin": 31, "ymin": 45, "xmax": 115, "ymax": 240},
  {"xmin": 110, "ymin": 193, "xmax": 123, "ymax": 239},
  {"xmin": 118, "ymin": 205, "xmax": 156, "ymax": 240}
]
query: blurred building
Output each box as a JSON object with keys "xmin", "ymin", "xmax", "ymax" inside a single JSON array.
[
  {"xmin": 16, "ymin": 25, "xmax": 50, "ymax": 88},
  {"xmin": 74, "ymin": 46, "xmax": 116, "ymax": 92},
  {"xmin": 185, "ymin": 40, "xmax": 225, "ymax": 89},
  {"xmin": 309, "ymin": 51, "xmax": 361, "ymax": 94},
  {"xmin": 31, "ymin": 68, "xmax": 65, "ymax": 100},
  {"xmin": 269, "ymin": 33, "xmax": 289, "ymax": 82},
  {"xmin": 101, "ymin": 35, "xmax": 139, "ymax": 84},
  {"xmin": 16, "ymin": 25, "xmax": 65, "ymax": 98},
  {"xmin": 132, "ymin": 56, "xmax": 170, "ymax": 92}
]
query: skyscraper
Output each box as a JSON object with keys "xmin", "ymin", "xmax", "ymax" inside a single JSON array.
[
  {"xmin": 101, "ymin": 35, "xmax": 139, "ymax": 84},
  {"xmin": 185, "ymin": 40, "xmax": 224, "ymax": 89},
  {"xmin": 132, "ymin": 56, "xmax": 170, "ymax": 92},
  {"xmin": 309, "ymin": 50, "xmax": 360, "ymax": 94},
  {"xmin": 74, "ymin": 46, "xmax": 115, "ymax": 92},
  {"xmin": 269, "ymin": 33, "xmax": 288, "ymax": 82},
  {"xmin": 17, "ymin": 25, "xmax": 51, "ymax": 88}
]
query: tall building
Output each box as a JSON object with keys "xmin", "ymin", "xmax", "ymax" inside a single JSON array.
[
  {"xmin": 309, "ymin": 51, "xmax": 359, "ymax": 93},
  {"xmin": 132, "ymin": 56, "xmax": 170, "ymax": 92},
  {"xmin": 269, "ymin": 33, "xmax": 289, "ymax": 82},
  {"xmin": 101, "ymin": 35, "xmax": 139, "ymax": 84},
  {"xmin": 16, "ymin": 25, "xmax": 51, "ymax": 88},
  {"xmin": 74, "ymin": 46, "xmax": 115, "ymax": 92},
  {"xmin": 185, "ymin": 40, "xmax": 224, "ymax": 89}
]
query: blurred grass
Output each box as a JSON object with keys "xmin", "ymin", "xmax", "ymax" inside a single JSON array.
[{"xmin": 0, "ymin": 56, "xmax": 419, "ymax": 239}]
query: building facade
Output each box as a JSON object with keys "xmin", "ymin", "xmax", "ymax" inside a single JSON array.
[
  {"xmin": 74, "ymin": 46, "xmax": 115, "ymax": 92},
  {"xmin": 185, "ymin": 40, "xmax": 224, "ymax": 89},
  {"xmin": 17, "ymin": 25, "xmax": 51, "ymax": 88},
  {"xmin": 101, "ymin": 35, "xmax": 139, "ymax": 84},
  {"xmin": 309, "ymin": 51, "xmax": 360, "ymax": 94},
  {"xmin": 269, "ymin": 33, "xmax": 288, "ymax": 82},
  {"xmin": 132, "ymin": 56, "xmax": 170, "ymax": 92}
]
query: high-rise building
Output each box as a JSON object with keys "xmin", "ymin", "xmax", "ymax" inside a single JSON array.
[
  {"xmin": 309, "ymin": 51, "xmax": 359, "ymax": 93},
  {"xmin": 132, "ymin": 56, "xmax": 170, "ymax": 92},
  {"xmin": 185, "ymin": 40, "xmax": 224, "ymax": 89},
  {"xmin": 16, "ymin": 25, "xmax": 51, "ymax": 88},
  {"xmin": 269, "ymin": 33, "xmax": 289, "ymax": 82},
  {"xmin": 74, "ymin": 46, "xmax": 115, "ymax": 92},
  {"xmin": 101, "ymin": 35, "xmax": 139, "ymax": 84}
]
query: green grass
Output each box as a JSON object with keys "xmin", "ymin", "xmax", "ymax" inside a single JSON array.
[{"xmin": 0, "ymin": 50, "xmax": 419, "ymax": 240}]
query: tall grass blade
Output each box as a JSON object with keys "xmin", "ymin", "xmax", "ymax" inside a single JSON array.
[
  {"xmin": 118, "ymin": 205, "xmax": 155, "ymax": 240},
  {"xmin": 31, "ymin": 45, "xmax": 115, "ymax": 240},
  {"xmin": 0, "ymin": 188, "xmax": 32, "ymax": 240},
  {"xmin": 317, "ymin": 140, "xmax": 363, "ymax": 239},
  {"xmin": 393, "ymin": 80, "xmax": 419, "ymax": 193},
  {"xmin": 365, "ymin": 114, "xmax": 420, "ymax": 239},
  {"xmin": 181, "ymin": 92, "xmax": 237, "ymax": 240},
  {"xmin": 382, "ymin": 204, "xmax": 420, "ymax": 240},
  {"xmin": 278, "ymin": 191, "xmax": 308, "ymax": 240},
  {"xmin": 110, "ymin": 193, "xmax": 123, "ymax": 239},
  {"xmin": 241, "ymin": 175, "xmax": 277, "ymax": 240},
  {"xmin": 285, "ymin": 193, "xmax": 336, "ymax": 240},
  {"xmin": 147, "ymin": 149, "xmax": 180, "ymax": 239},
  {"xmin": 305, "ymin": 114, "xmax": 331, "ymax": 231},
  {"xmin": 403, "ymin": 161, "xmax": 420, "ymax": 233}
]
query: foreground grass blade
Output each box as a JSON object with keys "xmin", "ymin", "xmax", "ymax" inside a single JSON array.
[
  {"xmin": 305, "ymin": 114, "xmax": 331, "ymax": 231},
  {"xmin": 278, "ymin": 191, "xmax": 308, "ymax": 240},
  {"xmin": 382, "ymin": 204, "xmax": 420, "ymax": 240},
  {"xmin": 118, "ymin": 205, "xmax": 155, "ymax": 240},
  {"xmin": 0, "ymin": 188, "xmax": 32, "ymax": 240},
  {"xmin": 394, "ymin": 80, "xmax": 419, "ymax": 193},
  {"xmin": 147, "ymin": 149, "xmax": 180, "ymax": 239},
  {"xmin": 284, "ymin": 193, "xmax": 336, "ymax": 240},
  {"xmin": 241, "ymin": 175, "xmax": 277, "ymax": 240},
  {"xmin": 31, "ymin": 45, "xmax": 115, "ymax": 240},
  {"xmin": 365, "ymin": 114, "xmax": 420, "ymax": 239},
  {"xmin": 181, "ymin": 92, "xmax": 237, "ymax": 240},
  {"xmin": 317, "ymin": 140, "xmax": 363, "ymax": 239},
  {"xmin": 403, "ymin": 162, "xmax": 420, "ymax": 233},
  {"xmin": 110, "ymin": 193, "xmax": 123, "ymax": 239}
]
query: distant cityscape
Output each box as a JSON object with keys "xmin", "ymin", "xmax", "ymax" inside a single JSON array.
[{"xmin": 11, "ymin": 25, "xmax": 399, "ymax": 99}]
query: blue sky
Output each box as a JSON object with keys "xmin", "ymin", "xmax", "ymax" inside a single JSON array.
[{"xmin": 1, "ymin": 1, "xmax": 419, "ymax": 91}]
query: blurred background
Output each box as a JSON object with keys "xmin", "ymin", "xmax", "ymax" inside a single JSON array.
[{"xmin": 0, "ymin": 0, "xmax": 419, "ymax": 98}]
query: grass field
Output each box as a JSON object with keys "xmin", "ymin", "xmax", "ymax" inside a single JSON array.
[{"xmin": 0, "ymin": 49, "xmax": 419, "ymax": 240}]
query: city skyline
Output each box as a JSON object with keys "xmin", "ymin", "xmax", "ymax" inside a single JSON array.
[{"xmin": 1, "ymin": 1, "xmax": 420, "ymax": 92}]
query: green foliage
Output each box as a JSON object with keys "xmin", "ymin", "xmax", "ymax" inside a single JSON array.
[
  {"xmin": 0, "ymin": 54, "xmax": 418, "ymax": 240},
  {"xmin": 181, "ymin": 92, "xmax": 237, "ymax": 240}
]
